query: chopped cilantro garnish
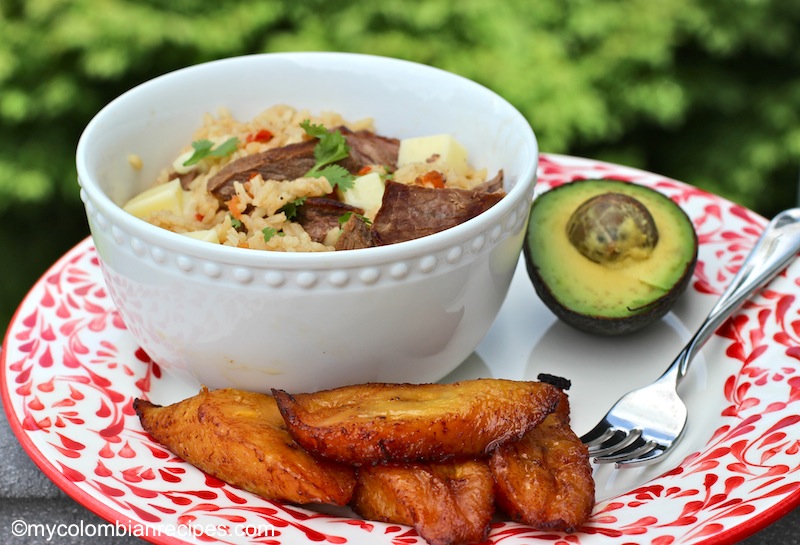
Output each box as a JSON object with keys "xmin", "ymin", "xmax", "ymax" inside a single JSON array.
[
  {"xmin": 262, "ymin": 227, "xmax": 285, "ymax": 242},
  {"xmin": 278, "ymin": 196, "xmax": 307, "ymax": 220},
  {"xmin": 317, "ymin": 165, "xmax": 355, "ymax": 191},
  {"xmin": 183, "ymin": 137, "xmax": 240, "ymax": 166},
  {"xmin": 300, "ymin": 120, "xmax": 355, "ymax": 191},
  {"xmin": 229, "ymin": 215, "xmax": 242, "ymax": 229}
]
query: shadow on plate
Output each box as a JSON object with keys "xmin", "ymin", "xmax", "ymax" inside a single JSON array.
[{"xmin": 440, "ymin": 352, "xmax": 493, "ymax": 383}]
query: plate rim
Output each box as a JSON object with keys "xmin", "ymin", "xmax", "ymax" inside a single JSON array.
[{"xmin": 3, "ymin": 153, "xmax": 800, "ymax": 545}]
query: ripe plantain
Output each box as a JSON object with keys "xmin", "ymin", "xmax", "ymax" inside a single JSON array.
[
  {"xmin": 352, "ymin": 459, "xmax": 494, "ymax": 545},
  {"xmin": 133, "ymin": 387, "xmax": 356, "ymax": 505},
  {"xmin": 489, "ymin": 390, "xmax": 595, "ymax": 532},
  {"xmin": 272, "ymin": 378, "xmax": 561, "ymax": 465}
]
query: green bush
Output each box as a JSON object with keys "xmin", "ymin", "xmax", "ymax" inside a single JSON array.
[{"xmin": 2, "ymin": 0, "xmax": 799, "ymax": 333}]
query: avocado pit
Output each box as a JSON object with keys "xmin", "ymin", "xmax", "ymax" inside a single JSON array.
[{"xmin": 566, "ymin": 192, "xmax": 659, "ymax": 266}]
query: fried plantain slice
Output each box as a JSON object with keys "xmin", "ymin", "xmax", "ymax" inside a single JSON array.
[
  {"xmin": 352, "ymin": 459, "xmax": 494, "ymax": 545},
  {"xmin": 133, "ymin": 388, "xmax": 356, "ymax": 505},
  {"xmin": 489, "ymin": 391, "xmax": 594, "ymax": 532},
  {"xmin": 272, "ymin": 378, "xmax": 561, "ymax": 465}
]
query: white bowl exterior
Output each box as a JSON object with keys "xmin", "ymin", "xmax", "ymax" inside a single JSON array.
[{"xmin": 77, "ymin": 53, "xmax": 538, "ymax": 392}]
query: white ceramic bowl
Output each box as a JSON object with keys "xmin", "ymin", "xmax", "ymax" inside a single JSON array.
[{"xmin": 76, "ymin": 52, "xmax": 538, "ymax": 393}]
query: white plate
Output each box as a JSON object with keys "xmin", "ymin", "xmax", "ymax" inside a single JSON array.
[{"xmin": 3, "ymin": 154, "xmax": 799, "ymax": 544}]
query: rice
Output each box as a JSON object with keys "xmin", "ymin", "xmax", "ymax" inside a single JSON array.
[{"xmin": 131, "ymin": 105, "xmax": 489, "ymax": 252}]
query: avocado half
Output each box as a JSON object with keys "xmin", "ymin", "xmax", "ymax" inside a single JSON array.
[{"xmin": 524, "ymin": 179, "xmax": 698, "ymax": 336}]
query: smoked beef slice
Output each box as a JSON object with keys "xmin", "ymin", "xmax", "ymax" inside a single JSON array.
[
  {"xmin": 294, "ymin": 198, "xmax": 363, "ymax": 244},
  {"xmin": 334, "ymin": 213, "xmax": 377, "ymax": 251},
  {"xmin": 372, "ymin": 179, "xmax": 505, "ymax": 245}
]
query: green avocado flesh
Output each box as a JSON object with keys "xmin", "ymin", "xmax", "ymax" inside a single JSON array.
[{"xmin": 524, "ymin": 179, "xmax": 698, "ymax": 335}]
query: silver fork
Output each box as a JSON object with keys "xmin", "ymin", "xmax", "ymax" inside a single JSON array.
[{"xmin": 581, "ymin": 207, "xmax": 800, "ymax": 468}]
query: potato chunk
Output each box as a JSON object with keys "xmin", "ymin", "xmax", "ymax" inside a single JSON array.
[
  {"xmin": 352, "ymin": 460, "xmax": 494, "ymax": 545},
  {"xmin": 123, "ymin": 178, "xmax": 183, "ymax": 218},
  {"xmin": 133, "ymin": 388, "xmax": 356, "ymax": 505},
  {"xmin": 397, "ymin": 134, "xmax": 470, "ymax": 176},
  {"xmin": 489, "ymin": 391, "xmax": 595, "ymax": 532},
  {"xmin": 273, "ymin": 378, "xmax": 561, "ymax": 465}
]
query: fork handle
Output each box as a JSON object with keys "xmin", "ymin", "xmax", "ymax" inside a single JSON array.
[{"xmin": 666, "ymin": 208, "xmax": 800, "ymax": 384}]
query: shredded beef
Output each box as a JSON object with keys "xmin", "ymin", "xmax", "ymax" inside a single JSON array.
[
  {"xmin": 473, "ymin": 169, "xmax": 504, "ymax": 194},
  {"xmin": 177, "ymin": 170, "xmax": 198, "ymax": 190},
  {"xmin": 334, "ymin": 213, "xmax": 377, "ymax": 251},
  {"xmin": 165, "ymin": 169, "xmax": 199, "ymax": 190},
  {"xmin": 295, "ymin": 197, "xmax": 364, "ymax": 244},
  {"xmin": 207, "ymin": 140, "xmax": 318, "ymax": 202},
  {"xmin": 337, "ymin": 127, "xmax": 399, "ymax": 173},
  {"xmin": 372, "ymin": 180, "xmax": 505, "ymax": 245}
]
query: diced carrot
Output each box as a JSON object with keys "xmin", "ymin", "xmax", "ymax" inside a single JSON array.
[
  {"xmin": 227, "ymin": 195, "xmax": 243, "ymax": 221},
  {"xmin": 415, "ymin": 170, "xmax": 446, "ymax": 189},
  {"xmin": 357, "ymin": 165, "xmax": 372, "ymax": 176}
]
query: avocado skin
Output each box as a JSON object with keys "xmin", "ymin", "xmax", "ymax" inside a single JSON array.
[
  {"xmin": 524, "ymin": 180, "xmax": 698, "ymax": 336},
  {"xmin": 524, "ymin": 242, "xmax": 696, "ymax": 335}
]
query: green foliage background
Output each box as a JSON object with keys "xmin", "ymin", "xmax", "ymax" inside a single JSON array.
[{"xmin": 2, "ymin": 0, "xmax": 799, "ymax": 334}]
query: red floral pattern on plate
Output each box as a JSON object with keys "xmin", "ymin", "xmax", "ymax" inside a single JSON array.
[{"xmin": 2, "ymin": 154, "xmax": 799, "ymax": 544}]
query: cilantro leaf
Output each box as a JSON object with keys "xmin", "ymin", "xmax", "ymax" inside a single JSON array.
[
  {"xmin": 300, "ymin": 120, "xmax": 355, "ymax": 190},
  {"xmin": 312, "ymin": 131, "xmax": 349, "ymax": 167},
  {"xmin": 299, "ymin": 119, "xmax": 329, "ymax": 140},
  {"xmin": 184, "ymin": 140, "xmax": 214, "ymax": 166},
  {"xmin": 262, "ymin": 227, "xmax": 284, "ymax": 242},
  {"xmin": 183, "ymin": 137, "xmax": 240, "ymax": 166},
  {"xmin": 316, "ymin": 165, "xmax": 355, "ymax": 191},
  {"xmin": 338, "ymin": 212, "xmax": 353, "ymax": 227},
  {"xmin": 229, "ymin": 214, "xmax": 242, "ymax": 229},
  {"xmin": 278, "ymin": 196, "xmax": 307, "ymax": 220},
  {"xmin": 210, "ymin": 137, "xmax": 240, "ymax": 157}
]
